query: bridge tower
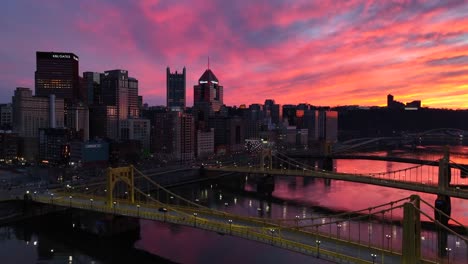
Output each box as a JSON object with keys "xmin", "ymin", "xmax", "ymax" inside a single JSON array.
[
  {"xmin": 438, "ymin": 146, "xmax": 451, "ymax": 191},
  {"xmin": 402, "ymin": 195, "xmax": 421, "ymax": 264},
  {"xmin": 260, "ymin": 149, "xmax": 273, "ymax": 171},
  {"xmin": 106, "ymin": 166, "xmax": 135, "ymax": 208}
]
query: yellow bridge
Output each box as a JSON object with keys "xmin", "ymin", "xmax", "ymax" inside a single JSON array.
[{"xmin": 27, "ymin": 165, "xmax": 468, "ymax": 264}]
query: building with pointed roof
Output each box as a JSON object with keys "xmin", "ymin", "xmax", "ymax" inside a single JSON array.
[{"xmin": 193, "ymin": 67, "xmax": 224, "ymax": 124}]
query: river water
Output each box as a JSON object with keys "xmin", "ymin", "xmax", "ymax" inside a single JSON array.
[{"xmin": 1, "ymin": 146, "xmax": 468, "ymax": 263}]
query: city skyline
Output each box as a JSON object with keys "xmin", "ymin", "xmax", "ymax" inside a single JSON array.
[{"xmin": 1, "ymin": 1, "xmax": 467, "ymax": 108}]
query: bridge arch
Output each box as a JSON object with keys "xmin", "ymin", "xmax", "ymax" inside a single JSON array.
[
  {"xmin": 106, "ymin": 166, "xmax": 135, "ymax": 207},
  {"xmin": 417, "ymin": 128, "xmax": 468, "ymax": 137}
]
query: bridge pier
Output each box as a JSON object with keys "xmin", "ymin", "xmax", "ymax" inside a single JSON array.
[
  {"xmin": 434, "ymin": 194, "xmax": 451, "ymax": 257},
  {"xmin": 402, "ymin": 195, "xmax": 421, "ymax": 264},
  {"xmin": 438, "ymin": 147, "xmax": 451, "ymax": 191},
  {"xmin": 322, "ymin": 157, "xmax": 333, "ymax": 172},
  {"xmin": 256, "ymin": 175, "xmax": 275, "ymax": 198}
]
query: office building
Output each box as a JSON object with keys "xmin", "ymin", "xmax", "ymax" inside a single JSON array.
[
  {"xmin": 318, "ymin": 110, "xmax": 338, "ymax": 142},
  {"xmin": 70, "ymin": 140, "xmax": 109, "ymax": 167},
  {"xmin": 303, "ymin": 109, "xmax": 319, "ymax": 145},
  {"xmin": 89, "ymin": 105, "xmax": 119, "ymax": 140},
  {"xmin": 83, "ymin": 72, "xmax": 103, "ymax": 105},
  {"xmin": 0, "ymin": 103, "xmax": 12, "ymax": 129},
  {"xmin": 38, "ymin": 128, "xmax": 70, "ymax": 164},
  {"xmin": 196, "ymin": 128, "xmax": 214, "ymax": 158},
  {"xmin": 152, "ymin": 112, "xmax": 194, "ymax": 161},
  {"xmin": 35, "ymin": 51, "xmax": 79, "ymax": 102},
  {"xmin": 120, "ymin": 118, "xmax": 151, "ymax": 151},
  {"xmin": 167, "ymin": 67, "xmax": 186, "ymax": 111},
  {"xmin": 0, "ymin": 131, "xmax": 18, "ymax": 161},
  {"xmin": 67, "ymin": 103, "xmax": 89, "ymax": 141},
  {"xmin": 193, "ymin": 67, "xmax": 223, "ymax": 122},
  {"xmin": 282, "ymin": 105, "xmax": 297, "ymax": 126},
  {"xmin": 12, "ymin": 87, "xmax": 64, "ymax": 138}
]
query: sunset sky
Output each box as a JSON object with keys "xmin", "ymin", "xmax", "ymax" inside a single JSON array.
[{"xmin": 1, "ymin": 0, "xmax": 467, "ymax": 108}]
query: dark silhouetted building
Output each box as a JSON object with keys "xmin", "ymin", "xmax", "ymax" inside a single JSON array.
[
  {"xmin": 318, "ymin": 111, "xmax": 338, "ymax": 142},
  {"xmin": 387, "ymin": 94, "xmax": 421, "ymax": 110},
  {"xmin": 167, "ymin": 67, "xmax": 186, "ymax": 111},
  {"xmin": 100, "ymin": 70, "xmax": 139, "ymax": 139},
  {"xmin": 0, "ymin": 131, "xmax": 18, "ymax": 161},
  {"xmin": 82, "ymin": 72, "xmax": 103, "ymax": 105},
  {"xmin": 152, "ymin": 112, "xmax": 194, "ymax": 161},
  {"xmin": 193, "ymin": 67, "xmax": 223, "ymax": 123},
  {"xmin": 35, "ymin": 51, "xmax": 79, "ymax": 103},
  {"xmin": 0, "ymin": 103, "xmax": 12, "ymax": 129},
  {"xmin": 282, "ymin": 105, "xmax": 297, "ymax": 126},
  {"xmin": 264, "ymin": 99, "xmax": 281, "ymax": 127},
  {"xmin": 38, "ymin": 128, "xmax": 71, "ymax": 164},
  {"xmin": 89, "ymin": 105, "xmax": 118, "ymax": 140}
]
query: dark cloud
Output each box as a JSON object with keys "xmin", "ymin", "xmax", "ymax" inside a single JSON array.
[{"xmin": 426, "ymin": 56, "xmax": 468, "ymax": 66}]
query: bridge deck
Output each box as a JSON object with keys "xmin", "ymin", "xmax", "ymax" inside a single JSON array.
[
  {"xmin": 33, "ymin": 193, "xmax": 417, "ymax": 264},
  {"xmin": 207, "ymin": 167, "xmax": 468, "ymax": 199}
]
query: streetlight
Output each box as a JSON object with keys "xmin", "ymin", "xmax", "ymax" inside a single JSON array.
[
  {"xmin": 193, "ymin": 212, "xmax": 198, "ymax": 227},
  {"xmin": 90, "ymin": 198, "xmax": 94, "ymax": 209},
  {"xmin": 50, "ymin": 193, "xmax": 54, "ymax": 204},
  {"xmin": 160, "ymin": 207, "xmax": 167, "ymax": 222},
  {"xmin": 337, "ymin": 223, "xmax": 342, "ymax": 239},
  {"xmin": 386, "ymin": 234, "xmax": 391, "ymax": 250},
  {"xmin": 295, "ymin": 215, "xmax": 300, "ymax": 229},
  {"xmin": 316, "ymin": 240, "xmax": 321, "ymax": 258},
  {"xmin": 228, "ymin": 219, "xmax": 233, "ymax": 234},
  {"xmin": 69, "ymin": 196, "xmax": 72, "ymax": 208},
  {"xmin": 113, "ymin": 201, "xmax": 117, "ymax": 214},
  {"xmin": 269, "ymin": 229, "xmax": 275, "ymax": 244},
  {"xmin": 371, "ymin": 253, "xmax": 377, "ymax": 264},
  {"xmin": 446, "ymin": 247, "xmax": 452, "ymax": 264},
  {"xmin": 136, "ymin": 204, "xmax": 140, "ymax": 217}
]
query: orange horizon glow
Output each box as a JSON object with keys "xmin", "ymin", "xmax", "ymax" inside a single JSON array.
[{"xmin": 1, "ymin": 1, "xmax": 467, "ymax": 109}]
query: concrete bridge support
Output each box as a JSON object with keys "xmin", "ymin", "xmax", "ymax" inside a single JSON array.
[
  {"xmin": 438, "ymin": 147, "xmax": 451, "ymax": 191},
  {"xmin": 402, "ymin": 195, "xmax": 421, "ymax": 264}
]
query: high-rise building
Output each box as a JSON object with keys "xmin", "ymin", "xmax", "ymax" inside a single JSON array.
[
  {"xmin": 38, "ymin": 128, "xmax": 71, "ymax": 164},
  {"xmin": 100, "ymin": 70, "xmax": 139, "ymax": 139},
  {"xmin": 83, "ymin": 72, "xmax": 103, "ymax": 105},
  {"xmin": 167, "ymin": 67, "xmax": 186, "ymax": 111},
  {"xmin": 35, "ymin": 51, "xmax": 79, "ymax": 103},
  {"xmin": 282, "ymin": 105, "xmax": 297, "ymax": 126},
  {"xmin": 196, "ymin": 128, "xmax": 214, "ymax": 158},
  {"xmin": 128, "ymin": 77, "xmax": 139, "ymax": 117},
  {"xmin": 12, "ymin": 87, "xmax": 64, "ymax": 138},
  {"xmin": 318, "ymin": 110, "xmax": 338, "ymax": 142},
  {"xmin": 120, "ymin": 118, "xmax": 151, "ymax": 151},
  {"xmin": 67, "ymin": 103, "xmax": 89, "ymax": 141},
  {"xmin": 89, "ymin": 105, "xmax": 119, "ymax": 140},
  {"xmin": 152, "ymin": 112, "xmax": 194, "ymax": 160},
  {"xmin": 303, "ymin": 110, "xmax": 319, "ymax": 145},
  {"xmin": 12, "ymin": 88, "xmax": 65, "ymax": 160},
  {"xmin": 0, "ymin": 103, "xmax": 12, "ymax": 129},
  {"xmin": 0, "ymin": 131, "xmax": 18, "ymax": 161},
  {"xmin": 193, "ymin": 67, "xmax": 223, "ymax": 122}
]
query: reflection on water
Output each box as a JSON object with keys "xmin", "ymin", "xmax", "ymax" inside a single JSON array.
[{"xmin": 1, "ymin": 147, "xmax": 467, "ymax": 263}]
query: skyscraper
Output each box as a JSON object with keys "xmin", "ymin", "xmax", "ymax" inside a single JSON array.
[
  {"xmin": 35, "ymin": 51, "xmax": 79, "ymax": 102},
  {"xmin": 82, "ymin": 72, "xmax": 103, "ymax": 105},
  {"xmin": 166, "ymin": 67, "xmax": 186, "ymax": 111},
  {"xmin": 193, "ymin": 67, "xmax": 223, "ymax": 121},
  {"xmin": 100, "ymin": 69, "xmax": 139, "ymax": 121}
]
